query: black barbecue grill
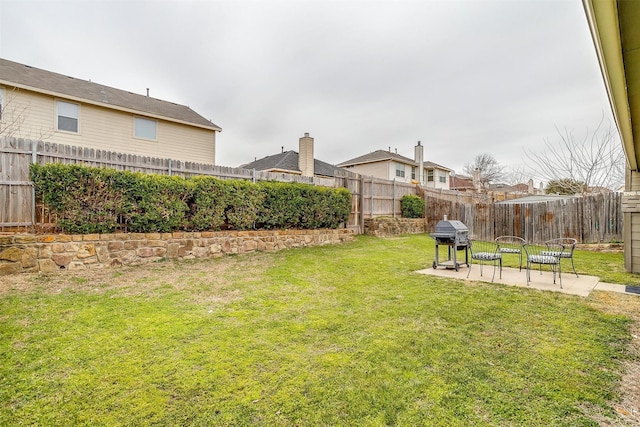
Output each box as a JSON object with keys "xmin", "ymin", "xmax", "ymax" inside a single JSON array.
[{"xmin": 430, "ymin": 219, "xmax": 470, "ymax": 271}]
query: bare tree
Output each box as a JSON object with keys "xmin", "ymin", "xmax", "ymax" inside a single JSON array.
[
  {"xmin": 0, "ymin": 87, "xmax": 53, "ymax": 140},
  {"xmin": 463, "ymin": 153, "xmax": 505, "ymax": 192},
  {"xmin": 525, "ymin": 117, "xmax": 625, "ymax": 194},
  {"xmin": 0, "ymin": 88, "xmax": 29, "ymax": 138}
]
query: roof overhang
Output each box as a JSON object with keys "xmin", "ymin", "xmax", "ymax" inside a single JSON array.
[{"xmin": 583, "ymin": 0, "xmax": 640, "ymax": 171}]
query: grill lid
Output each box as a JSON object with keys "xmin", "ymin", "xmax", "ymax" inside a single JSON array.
[{"xmin": 433, "ymin": 220, "xmax": 468, "ymax": 235}]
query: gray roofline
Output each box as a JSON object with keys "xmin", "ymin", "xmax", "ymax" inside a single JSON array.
[{"xmin": 0, "ymin": 58, "xmax": 221, "ymax": 131}]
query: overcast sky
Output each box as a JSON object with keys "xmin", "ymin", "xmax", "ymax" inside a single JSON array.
[{"xmin": 0, "ymin": 0, "xmax": 615, "ymax": 179}]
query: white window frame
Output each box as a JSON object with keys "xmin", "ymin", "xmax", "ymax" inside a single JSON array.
[
  {"xmin": 134, "ymin": 116, "xmax": 157, "ymax": 140},
  {"xmin": 439, "ymin": 174, "xmax": 447, "ymax": 183},
  {"xmin": 56, "ymin": 100, "xmax": 80, "ymax": 133},
  {"xmin": 395, "ymin": 163, "xmax": 405, "ymax": 178},
  {"xmin": 411, "ymin": 166, "xmax": 416, "ymax": 180},
  {"xmin": 427, "ymin": 170, "xmax": 434, "ymax": 182}
]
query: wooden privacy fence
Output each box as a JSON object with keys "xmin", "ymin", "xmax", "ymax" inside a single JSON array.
[
  {"xmin": 0, "ymin": 137, "xmax": 360, "ymax": 231},
  {"xmin": 424, "ymin": 193, "xmax": 623, "ymax": 243},
  {"xmin": 0, "ymin": 137, "xmax": 625, "ymax": 242}
]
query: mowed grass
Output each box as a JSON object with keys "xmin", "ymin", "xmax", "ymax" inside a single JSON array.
[{"xmin": 0, "ymin": 235, "xmax": 636, "ymax": 426}]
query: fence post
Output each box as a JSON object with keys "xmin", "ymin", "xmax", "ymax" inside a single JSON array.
[
  {"xmin": 168, "ymin": 158, "xmax": 172, "ymax": 176},
  {"xmin": 370, "ymin": 177, "xmax": 374, "ymax": 217},
  {"xmin": 31, "ymin": 140, "xmax": 37, "ymax": 230},
  {"xmin": 393, "ymin": 178, "xmax": 396, "ymax": 218}
]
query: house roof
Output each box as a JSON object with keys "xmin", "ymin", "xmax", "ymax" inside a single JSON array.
[
  {"xmin": 450, "ymin": 175, "xmax": 474, "ymax": 190},
  {"xmin": 242, "ymin": 150, "xmax": 346, "ymax": 178},
  {"xmin": 337, "ymin": 149, "xmax": 452, "ymax": 172},
  {"xmin": 0, "ymin": 58, "xmax": 221, "ymax": 131},
  {"xmin": 337, "ymin": 150, "xmax": 418, "ymax": 167},
  {"xmin": 423, "ymin": 160, "xmax": 452, "ymax": 172},
  {"xmin": 496, "ymin": 194, "xmax": 578, "ymax": 204},
  {"xmin": 583, "ymin": 0, "xmax": 640, "ymax": 170}
]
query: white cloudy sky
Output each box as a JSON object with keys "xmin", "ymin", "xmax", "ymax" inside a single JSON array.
[{"xmin": 0, "ymin": 0, "xmax": 615, "ymax": 177}]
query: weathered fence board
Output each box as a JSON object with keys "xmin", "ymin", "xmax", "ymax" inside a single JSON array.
[
  {"xmin": 0, "ymin": 137, "xmax": 625, "ymax": 242},
  {"xmin": 424, "ymin": 193, "xmax": 623, "ymax": 243}
]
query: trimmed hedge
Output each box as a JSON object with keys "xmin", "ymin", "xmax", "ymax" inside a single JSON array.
[
  {"xmin": 400, "ymin": 194, "xmax": 425, "ymax": 218},
  {"xmin": 30, "ymin": 163, "xmax": 351, "ymax": 233}
]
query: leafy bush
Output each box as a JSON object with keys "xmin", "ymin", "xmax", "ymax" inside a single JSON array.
[
  {"xmin": 401, "ymin": 194, "xmax": 425, "ymax": 218},
  {"xmin": 125, "ymin": 174, "xmax": 191, "ymax": 233},
  {"xmin": 30, "ymin": 164, "xmax": 125, "ymax": 234},
  {"xmin": 256, "ymin": 183, "xmax": 351, "ymax": 229},
  {"xmin": 224, "ymin": 180, "xmax": 264, "ymax": 230},
  {"xmin": 30, "ymin": 164, "xmax": 351, "ymax": 233}
]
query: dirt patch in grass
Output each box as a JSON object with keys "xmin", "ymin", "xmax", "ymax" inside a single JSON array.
[
  {"xmin": 589, "ymin": 291, "xmax": 640, "ymax": 427},
  {"xmin": 0, "ymin": 253, "xmax": 274, "ymax": 305}
]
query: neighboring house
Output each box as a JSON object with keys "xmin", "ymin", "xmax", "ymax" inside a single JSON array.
[
  {"xmin": 241, "ymin": 133, "xmax": 347, "ymax": 178},
  {"xmin": 0, "ymin": 58, "xmax": 221, "ymax": 164},
  {"xmin": 337, "ymin": 142, "xmax": 452, "ymax": 189},
  {"xmin": 450, "ymin": 174, "xmax": 475, "ymax": 192}
]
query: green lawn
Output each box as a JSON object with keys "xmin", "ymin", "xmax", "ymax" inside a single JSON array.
[{"xmin": 0, "ymin": 235, "xmax": 636, "ymax": 426}]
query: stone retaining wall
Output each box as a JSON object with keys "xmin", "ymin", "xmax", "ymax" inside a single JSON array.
[
  {"xmin": 363, "ymin": 218, "xmax": 427, "ymax": 237},
  {"xmin": 0, "ymin": 229, "xmax": 354, "ymax": 275}
]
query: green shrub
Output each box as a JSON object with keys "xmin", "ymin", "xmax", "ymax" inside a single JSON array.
[
  {"xmin": 189, "ymin": 176, "xmax": 228, "ymax": 231},
  {"xmin": 30, "ymin": 164, "xmax": 352, "ymax": 233},
  {"xmin": 30, "ymin": 163, "xmax": 125, "ymax": 234},
  {"xmin": 256, "ymin": 183, "xmax": 351, "ymax": 229},
  {"xmin": 401, "ymin": 194, "xmax": 425, "ymax": 218},
  {"xmin": 125, "ymin": 174, "xmax": 191, "ymax": 233},
  {"xmin": 224, "ymin": 180, "xmax": 264, "ymax": 230}
]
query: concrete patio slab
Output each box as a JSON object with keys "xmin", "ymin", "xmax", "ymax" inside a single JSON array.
[{"xmin": 416, "ymin": 264, "xmax": 600, "ymax": 297}]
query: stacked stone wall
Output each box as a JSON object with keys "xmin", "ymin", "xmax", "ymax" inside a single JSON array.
[
  {"xmin": 363, "ymin": 218, "xmax": 427, "ymax": 237},
  {"xmin": 0, "ymin": 229, "xmax": 354, "ymax": 275}
]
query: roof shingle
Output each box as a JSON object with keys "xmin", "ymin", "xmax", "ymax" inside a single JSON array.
[{"xmin": 0, "ymin": 58, "xmax": 220, "ymax": 131}]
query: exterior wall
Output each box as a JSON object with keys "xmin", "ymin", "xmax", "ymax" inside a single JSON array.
[
  {"xmin": 623, "ymin": 168, "xmax": 640, "ymax": 272},
  {"xmin": 342, "ymin": 161, "xmax": 391, "ymax": 180},
  {"xmin": 424, "ymin": 168, "xmax": 450, "ymax": 190},
  {"xmin": 387, "ymin": 161, "xmax": 414, "ymax": 184},
  {"xmin": 0, "ymin": 229, "xmax": 354, "ymax": 275},
  {"xmin": 1, "ymin": 87, "xmax": 216, "ymax": 164}
]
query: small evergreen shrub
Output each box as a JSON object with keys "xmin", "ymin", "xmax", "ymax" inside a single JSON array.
[{"xmin": 401, "ymin": 194, "xmax": 425, "ymax": 218}]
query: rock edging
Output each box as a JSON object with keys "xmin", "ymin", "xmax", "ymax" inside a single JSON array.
[{"xmin": 0, "ymin": 229, "xmax": 354, "ymax": 275}]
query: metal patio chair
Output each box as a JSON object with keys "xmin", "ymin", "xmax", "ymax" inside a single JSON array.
[
  {"xmin": 524, "ymin": 242, "xmax": 563, "ymax": 288},
  {"xmin": 467, "ymin": 239, "xmax": 502, "ymax": 282},
  {"xmin": 495, "ymin": 236, "xmax": 526, "ymax": 271},
  {"xmin": 542, "ymin": 238, "xmax": 578, "ymax": 277}
]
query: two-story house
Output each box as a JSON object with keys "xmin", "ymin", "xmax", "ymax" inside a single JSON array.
[
  {"xmin": 337, "ymin": 142, "xmax": 451, "ymax": 189},
  {"xmin": 0, "ymin": 58, "xmax": 221, "ymax": 164}
]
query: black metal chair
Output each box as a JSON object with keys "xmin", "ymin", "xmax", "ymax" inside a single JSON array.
[
  {"xmin": 467, "ymin": 239, "xmax": 502, "ymax": 282},
  {"xmin": 524, "ymin": 242, "xmax": 563, "ymax": 288},
  {"xmin": 542, "ymin": 238, "xmax": 578, "ymax": 277},
  {"xmin": 495, "ymin": 236, "xmax": 526, "ymax": 271}
]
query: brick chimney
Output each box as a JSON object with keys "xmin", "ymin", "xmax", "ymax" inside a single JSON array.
[
  {"xmin": 414, "ymin": 141, "xmax": 424, "ymax": 184},
  {"xmin": 299, "ymin": 132, "xmax": 314, "ymax": 177}
]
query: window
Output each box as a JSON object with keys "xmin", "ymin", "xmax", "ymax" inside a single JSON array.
[
  {"xmin": 135, "ymin": 117, "xmax": 157, "ymax": 140},
  {"xmin": 57, "ymin": 101, "xmax": 79, "ymax": 133},
  {"xmin": 427, "ymin": 170, "xmax": 434, "ymax": 182},
  {"xmin": 395, "ymin": 163, "xmax": 405, "ymax": 178},
  {"xmin": 411, "ymin": 167, "xmax": 416, "ymax": 180},
  {"xmin": 439, "ymin": 175, "xmax": 447, "ymax": 183}
]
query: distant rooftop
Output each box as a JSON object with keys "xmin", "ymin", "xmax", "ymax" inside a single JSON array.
[{"xmin": 242, "ymin": 150, "xmax": 346, "ymax": 178}]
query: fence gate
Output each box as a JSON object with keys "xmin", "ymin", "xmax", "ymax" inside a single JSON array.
[{"xmin": 0, "ymin": 138, "xmax": 34, "ymax": 230}]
